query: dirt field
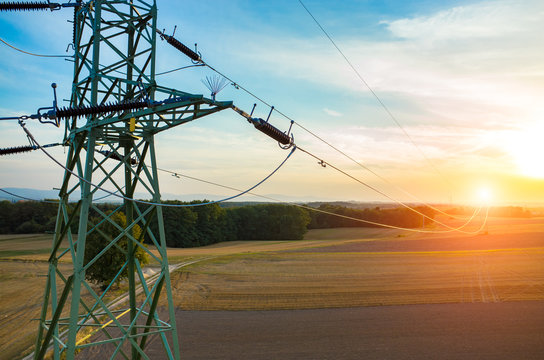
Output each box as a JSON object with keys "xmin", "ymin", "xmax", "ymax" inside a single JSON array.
[
  {"xmin": 79, "ymin": 302, "xmax": 544, "ymax": 360},
  {"xmin": 173, "ymin": 301, "xmax": 544, "ymax": 359}
]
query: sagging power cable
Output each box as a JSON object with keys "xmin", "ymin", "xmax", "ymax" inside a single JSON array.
[
  {"xmin": 157, "ymin": 166, "xmax": 489, "ymax": 234},
  {"xmin": 17, "ymin": 119, "xmax": 297, "ymax": 208},
  {"xmin": 9, "ymin": 121, "xmax": 486, "ymax": 234},
  {"xmin": 0, "ymin": 188, "xmax": 59, "ymax": 203},
  {"xmin": 296, "ymin": 145, "xmax": 485, "ymax": 234},
  {"xmin": 0, "ymin": 36, "xmax": 72, "ymax": 58},
  {"xmin": 152, "ymin": 23, "xmax": 469, "ymax": 221}
]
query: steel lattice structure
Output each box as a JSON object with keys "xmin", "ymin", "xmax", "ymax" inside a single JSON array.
[{"xmin": 34, "ymin": 1, "xmax": 232, "ymax": 359}]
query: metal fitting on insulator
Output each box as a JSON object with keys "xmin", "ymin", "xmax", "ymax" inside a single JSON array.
[
  {"xmin": 0, "ymin": 1, "xmax": 60, "ymax": 11},
  {"xmin": 252, "ymin": 118, "xmax": 292, "ymax": 145}
]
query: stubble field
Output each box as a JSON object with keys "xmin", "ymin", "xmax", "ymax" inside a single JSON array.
[
  {"xmin": 165, "ymin": 216, "xmax": 544, "ymax": 310},
  {"xmin": 1, "ymin": 215, "xmax": 543, "ymax": 359}
]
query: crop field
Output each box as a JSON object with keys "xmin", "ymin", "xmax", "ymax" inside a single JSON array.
[
  {"xmin": 1, "ymin": 215, "xmax": 543, "ymax": 359},
  {"xmin": 168, "ymin": 216, "xmax": 544, "ymax": 310}
]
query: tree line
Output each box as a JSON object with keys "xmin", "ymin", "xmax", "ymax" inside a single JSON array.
[
  {"xmin": 0, "ymin": 200, "xmax": 310, "ymax": 245},
  {"xmin": 307, "ymin": 204, "xmax": 437, "ymax": 229},
  {"xmin": 0, "ymin": 200, "xmax": 444, "ymax": 246}
]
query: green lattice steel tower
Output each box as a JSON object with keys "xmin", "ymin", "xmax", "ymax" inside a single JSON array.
[{"xmin": 34, "ymin": 1, "xmax": 231, "ymax": 359}]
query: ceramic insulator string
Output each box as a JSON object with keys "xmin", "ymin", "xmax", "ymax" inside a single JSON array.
[
  {"xmin": 162, "ymin": 35, "xmax": 200, "ymax": 62},
  {"xmin": 0, "ymin": 1, "xmax": 59, "ymax": 11},
  {"xmin": 55, "ymin": 101, "xmax": 148, "ymax": 120}
]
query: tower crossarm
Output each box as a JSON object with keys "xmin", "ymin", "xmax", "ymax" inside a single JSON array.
[{"xmin": 69, "ymin": 95, "xmax": 233, "ymax": 139}]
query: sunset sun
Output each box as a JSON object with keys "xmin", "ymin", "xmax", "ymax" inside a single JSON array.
[{"xmin": 476, "ymin": 186, "xmax": 493, "ymax": 205}]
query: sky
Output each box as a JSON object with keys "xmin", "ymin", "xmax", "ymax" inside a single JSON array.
[{"xmin": 0, "ymin": 0, "xmax": 543, "ymax": 206}]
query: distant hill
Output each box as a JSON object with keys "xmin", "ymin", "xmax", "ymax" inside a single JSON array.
[{"xmin": 0, "ymin": 188, "xmax": 59, "ymax": 202}]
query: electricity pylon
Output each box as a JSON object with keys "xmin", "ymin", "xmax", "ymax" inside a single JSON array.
[{"xmin": 34, "ymin": 1, "xmax": 231, "ymax": 359}]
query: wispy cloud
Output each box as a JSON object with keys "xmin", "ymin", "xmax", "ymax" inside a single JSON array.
[
  {"xmin": 234, "ymin": 0, "xmax": 543, "ymax": 130},
  {"xmin": 323, "ymin": 108, "xmax": 342, "ymax": 117}
]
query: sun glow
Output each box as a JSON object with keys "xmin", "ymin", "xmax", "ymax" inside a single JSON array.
[
  {"xmin": 476, "ymin": 186, "xmax": 493, "ymax": 205},
  {"xmin": 506, "ymin": 123, "xmax": 544, "ymax": 179}
]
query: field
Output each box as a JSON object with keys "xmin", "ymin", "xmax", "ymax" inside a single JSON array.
[
  {"xmin": 1, "ymin": 215, "xmax": 543, "ymax": 359},
  {"xmin": 164, "ymin": 216, "xmax": 544, "ymax": 310}
]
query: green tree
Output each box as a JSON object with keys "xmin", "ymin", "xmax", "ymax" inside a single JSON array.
[
  {"xmin": 229, "ymin": 204, "xmax": 310, "ymax": 240},
  {"xmin": 84, "ymin": 211, "xmax": 148, "ymax": 289}
]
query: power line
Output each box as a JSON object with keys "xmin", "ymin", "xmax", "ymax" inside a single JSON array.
[
  {"xmin": 11, "ymin": 121, "xmax": 487, "ymax": 233},
  {"xmin": 0, "ymin": 36, "xmax": 72, "ymax": 58},
  {"xmin": 199, "ymin": 45, "xmax": 465, "ymax": 220},
  {"xmin": 158, "ymin": 165, "xmax": 488, "ymax": 234},
  {"xmin": 156, "ymin": 64, "xmax": 205, "ymax": 76},
  {"xmin": 296, "ymin": 145, "xmax": 484, "ymax": 234},
  {"xmin": 291, "ymin": 120, "xmax": 466, "ymax": 219},
  {"xmin": 296, "ymin": 0, "xmax": 456, "ymax": 195},
  {"xmin": 150, "ymin": 21, "xmax": 463, "ymax": 220},
  {"xmin": 154, "ymin": 144, "xmax": 485, "ymax": 234},
  {"xmin": 0, "ymin": 188, "xmax": 59, "ymax": 203},
  {"xmin": 17, "ymin": 119, "xmax": 297, "ymax": 208}
]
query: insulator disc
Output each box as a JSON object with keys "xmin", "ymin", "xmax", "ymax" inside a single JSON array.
[
  {"xmin": 0, "ymin": 145, "xmax": 35, "ymax": 156},
  {"xmin": 0, "ymin": 2, "xmax": 53, "ymax": 11},
  {"xmin": 165, "ymin": 35, "xmax": 200, "ymax": 62},
  {"xmin": 56, "ymin": 101, "xmax": 147, "ymax": 120},
  {"xmin": 254, "ymin": 119, "xmax": 291, "ymax": 145}
]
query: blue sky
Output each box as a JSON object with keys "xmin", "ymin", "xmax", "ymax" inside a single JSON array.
[{"xmin": 1, "ymin": 0, "xmax": 543, "ymax": 205}]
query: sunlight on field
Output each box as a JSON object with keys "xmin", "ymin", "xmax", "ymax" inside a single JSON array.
[
  {"xmin": 170, "ymin": 247, "xmax": 544, "ymax": 310},
  {"xmin": 167, "ymin": 217, "xmax": 544, "ymax": 310}
]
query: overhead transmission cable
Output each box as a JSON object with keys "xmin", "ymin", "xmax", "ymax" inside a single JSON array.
[
  {"xmin": 0, "ymin": 188, "xmax": 59, "ymax": 203},
  {"xmin": 17, "ymin": 119, "xmax": 297, "ymax": 208},
  {"xmin": 190, "ymin": 46, "xmax": 468, "ymax": 220},
  {"xmin": 0, "ymin": 36, "xmax": 72, "ymax": 58},
  {"xmin": 12, "ymin": 115, "xmax": 486, "ymax": 233},
  {"xmin": 296, "ymin": 0, "xmax": 455, "ymax": 194},
  {"xmin": 295, "ymin": 146, "xmax": 483, "ymax": 234},
  {"xmin": 10, "ymin": 121, "xmax": 485, "ymax": 234},
  {"xmin": 156, "ymin": 166, "xmax": 488, "ymax": 235},
  {"xmin": 147, "ymin": 23, "xmax": 473, "ymax": 222}
]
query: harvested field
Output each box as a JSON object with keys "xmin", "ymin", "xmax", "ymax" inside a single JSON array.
[
  {"xmin": 171, "ymin": 248, "xmax": 544, "ymax": 309},
  {"xmin": 170, "ymin": 217, "xmax": 544, "ymax": 310}
]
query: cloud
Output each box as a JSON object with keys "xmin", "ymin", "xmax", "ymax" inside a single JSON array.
[
  {"xmin": 382, "ymin": 1, "xmax": 543, "ymax": 42},
  {"xmin": 323, "ymin": 108, "xmax": 342, "ymax": 117},
  {"xmin": 301, "ymin": 123, "xmax": 516, "ymax": 175}
]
